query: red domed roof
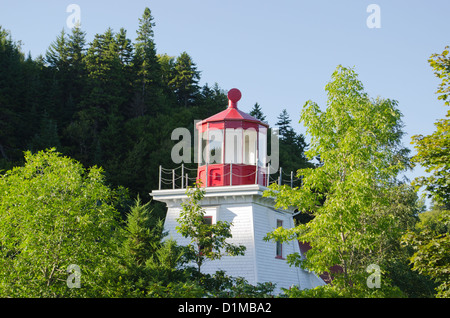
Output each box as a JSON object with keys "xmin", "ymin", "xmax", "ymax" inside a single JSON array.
[{"xmin": 198, "ymin": 88, "xmax": 268, "ymax": 127}]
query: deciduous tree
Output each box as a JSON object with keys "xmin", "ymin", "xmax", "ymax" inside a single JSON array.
[
  {"xmin": 264, "ymin": 66, "xmax": 409, "ymax": 288},
  {"xmin": 176, "ymin": 183, "xmax": 245, "ymax": 273},
  {"xmin": 403, "ymin": 46, "xmax": 450, "ymax": 298},
  {"xmin": 0, "ymin": 149, "xmax": 124, "ymax": 297}
]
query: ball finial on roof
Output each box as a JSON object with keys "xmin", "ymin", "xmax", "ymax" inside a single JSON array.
[{"xmin": 227, "ymin": 88, "xmax": 241, "ymax": 108}]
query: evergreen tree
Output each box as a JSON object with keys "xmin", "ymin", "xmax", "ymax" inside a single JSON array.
[
  {"xmin": 83, "ymin": 27, "xmax": 127, "ymax": 110},
  {"xmin": 132, "ymin": 7, "xmax": 162, "ymax": 116},
  {"xmin": 68, "ymin": 27, "xmax": 131, "ymax": 164},
  {"xmin": 28, "ymin": 111, "xmax": 61, "ymax": 152},
  {"xmin": 65, "ymin": 25, "xmax": 87, "ymax": 113},
  {"xmin": 170, "ymin": 51, "xmax": 200, "ymax": 107},
  {"xmin": 158, "ymin": 53, "xmax": 175, "ymax": 87},
  {"xmin": 275, "ymin": 109, "xmax": 310, "ymax": 177},
  {"xmin": 45, "ymin": 26, "xmax": 87, "ymax": 127},
  {"xmin": 0, "ymin": 26, "xmax": 33, "ymax": 162},
  {"xmin": 121, "ymin": 196, "xmax": 165, "ymax": 266},
  {"xmin": 249, "ymin": 102, "xmax": 266, "ymax": 122},
  {"xmin": 276, "ymin": 109, "xmax": 297, "ymax": 144},
  {"xmin": 45, "ymin": 29, "xmax": 68, "ymax": 71}
]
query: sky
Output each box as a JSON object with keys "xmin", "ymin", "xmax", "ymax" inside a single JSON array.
[{"xmin": 1, "ymin": 0, "xmax": 449, "ymax": 206}]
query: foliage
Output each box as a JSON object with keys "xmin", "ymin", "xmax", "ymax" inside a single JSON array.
[
  {"xmin": 275, "ymin": 109, "xmax": 312, "ymax": 176},
  {"xmin": 411, "ymin": 116, "xmax": 450, "ymax": 208},
  {"xmin": 176, "ymin": 183, "xmax": 246, "ymax": 273},
  {"xmin": 120, "ymin": 196, "xmax": 165, "ymax": 266},
  {"xmin": 428, "ymin": 45, "xmax": 450, "ymax": 106},
  {"xmin": 0, "ymin": 149, "xmax": 124, "ymax": 297},
  {"xmin": 264, "ymin": 66, "xmax": 410, "ymax": 289},
  {"xmin": 401, "ymin": 204, "xmax": 450, "ymax": 298},
  {"xmin": 195, "ymin": 270, "xmax": 275, "ymax": 298},
  {"xmin": 281, "ymin": 281, "xmax": 405, "ymax": 298},
  {"xmin": 101, "ymin": 186, "xmax": 272, "ymax": 298},
  {"xmin": 249, "ymin": 102, "xmax": 266, "ymax": 122},
  {"xmin": 411, "ymin": 47, "xmax": 450, "ymax": 208},
  {"xmin": 404, "ymin": 46, "xmax": 450, "ymax": 298},
  {"xmin": 169, "ymin": 51, "xmax": 201, "ymax": 107},
  {"xmin": 0, "ymin": 9, "xmax": 231, "ymax": 207},
  {"xmin": 402, "ymin": 228, "xmax": 450, "ymax": 298}
]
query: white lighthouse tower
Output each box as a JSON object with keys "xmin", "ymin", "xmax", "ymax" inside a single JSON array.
[{"xmin": 151, "ymin": 89, "xmax": 324, "ymax": 293}]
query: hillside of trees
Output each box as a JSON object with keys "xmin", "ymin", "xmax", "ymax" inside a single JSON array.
[{"xmin": 0, "ymin": 8, "xmax": 308, "ymax": 217}]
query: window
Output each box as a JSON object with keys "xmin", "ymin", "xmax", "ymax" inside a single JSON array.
[
  {"xmin": 225, "ymin": 128, "xmax": 243, "ymax": 164},
  {"xmin": 243, "ymin": 128, "xmax": 257, "ymax": 165},
  {"xmin": 258, "ymin": 126, "xmax": 267, "ymax": 167},
  {"xmin": 199, "ymin": 216, "xmax": 213, "ymax": 255},
  {"xmin": 208, "ymin": 129, "xmax": 223, "ymax": 164},
  {"xmin": 276, "ymin": 219, "xmax": 283, "ymax": 259},
  {"xmin": 203, "ymin": 216, "xmax": 213, "ymax": 225}
]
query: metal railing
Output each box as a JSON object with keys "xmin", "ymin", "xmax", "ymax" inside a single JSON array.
[{"xmin": 157, "ymin": 164, "xmax": 302, "ymax": 190}]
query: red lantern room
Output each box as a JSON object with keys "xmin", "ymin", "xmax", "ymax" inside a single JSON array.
[{"xmin": 196, "ymin": 88, "xmax": 269, "ymax": 187}]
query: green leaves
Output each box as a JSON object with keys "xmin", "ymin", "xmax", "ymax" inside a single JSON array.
[
  {"xmin": 428, "ymin": 46, "xmax": 450, "ymax": 106},
  {"xmin": 265, "ymin": 65, "xmax": 410, "ymax": 287},
  {"xmin": 404, "ymin": 46, "xmax": 450, "ymax": 297},
  {"xmin": 0, "ymin": 149, "xmax": 123, "ymax": 297},
  {"xmin": 411, "ymin": 117, "xmax": 450, "ymax": 207},
  {"xmin": 402, "ymin": 213, "xmax": 450, "ymax": 298},
  {"xmin": 176, "ymin": 183, "xmax": 246, "ymax": 273}
]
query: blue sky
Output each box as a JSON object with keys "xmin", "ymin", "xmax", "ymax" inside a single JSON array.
[{"xmin": 1, "ymin": 0, "xmax": 449, "ymax": 204}]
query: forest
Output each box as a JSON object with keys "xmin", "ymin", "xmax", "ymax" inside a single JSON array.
[
  {"xmin": 0, "ymin": 7, "xmax": 448, "ymax": 298},
  {"xmin": 0, "ymin": 8, "xmax": 308, "ymax": 218}
]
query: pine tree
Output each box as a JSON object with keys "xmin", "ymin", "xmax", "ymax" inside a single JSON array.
[
  {"xmin": 45, "ymin": 29, "xmax": 68, "ymax": 71},
  {"xmin": 66, "ymin": 25, "xmax": 86, "ymax": 84},
  {"xmin": 249, "ymin": 102, "xmax": 266, "ymax": 122},
  {"xmin": 0, "ymin": 26, "xmax": 29, "ymax": 162},
  {"xmin": 170, "ymin": 51, "xmax": 201, "ymax": 107},
  {"xmin": 132, "ymin": 7, "xmax": 162, "ymax": 116},
  {"xmin": 276, "ymin": 109, "xmax": 296, "ymax": 143},
  {"xmin": 28, "ymin": 111, "xmax": 61, "ymax": 152},
  {"xmin": 121, "ymin": 196, "xmax": 165, "ymax": 266},
  {"xmin": 275, "ymin": 109, "xmax": 310, "ymax": 177},
  {"xmin": 72, "ymin": 27, "xmax": 132, "ymax": 164},
  {"xmin": 45, "ymin": 26, "xmax": 87, "ymax": 127}
]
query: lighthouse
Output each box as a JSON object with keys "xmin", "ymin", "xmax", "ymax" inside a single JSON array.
[{"xmin": 151, "ymin": 88, "xmax": 324, "ymax": 293}]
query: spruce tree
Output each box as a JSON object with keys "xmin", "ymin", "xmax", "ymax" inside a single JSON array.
[
  {"xmin": 28, "ymin": 111, "xmax": 61, "ymax": 152},
  {"xmin": 121, "ymin": 196, "xmax": 165, "ymax": 266},
  {"xmin": 170, "ymin": 51, "xmax": 200, "ymax": 107},
  {"xmin": 275, "ymin": 109, "xmax": 310, "ymax": 180},
  {"xmin": 45, "ymin": 29, "xmax": 68, "ymax": 71},
  {"xmin": 276, "ymin": 109, "xmax": 297, "ymax": 144},
  {"xmin": 0, "ymin": 26, "xmax": 29, "ymax": 162},
  {"xmin": 249, "ymin": 102, "xmax": 266, "ymax": 122},
  {"xmin": 133, "ymin": 7, "xmax": 162, "ymax": 116}
]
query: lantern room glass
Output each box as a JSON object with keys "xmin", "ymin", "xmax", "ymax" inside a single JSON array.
[
  {"xmin": 258, "ymin": 126, "xmax": 267, "ymax": 168},
  {"xmin": 243, "ymin": 128, "xmax": 257, "ymax": 165},
  {"xmin": 200, "ymin": 128, "xmax": 224, "ymax": 165},
  {"xmin": 225, "ymin": 128, "xmax": 242, "ymax": 164}
]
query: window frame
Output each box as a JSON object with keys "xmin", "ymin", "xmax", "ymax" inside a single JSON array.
[{"xmin": 275, "ymin": 219, "xmax": 284, "ymax": 259}]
